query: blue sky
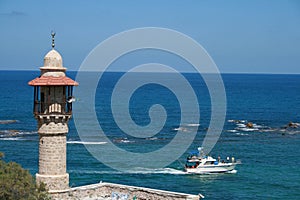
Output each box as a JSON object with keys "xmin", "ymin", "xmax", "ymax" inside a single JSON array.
[{"xmin": 0, "ymin": 0, "xmax": 299, "ymax": 73}]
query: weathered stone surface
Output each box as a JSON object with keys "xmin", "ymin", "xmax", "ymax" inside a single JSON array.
[
  {"xmin": 49, "ymin": 182, "xmax": 202, "ymax": 200},
  {"xmin": 37, "ymin": 120, "xmax": 69, "ymax": 190},
  {"xmin": 38, "ymin": 135, "xmax": 66, "ymax": 175},
  {"xmin": 38, "ymin": 122, "xmax": 68, "ymax": 134},
  {"xmin": 36, "ymin": 173, "xmax": 69, "ymax": 190},
  {"xmin": 40, "ymin": 49, "xmax": 67, "ymax": 77}
]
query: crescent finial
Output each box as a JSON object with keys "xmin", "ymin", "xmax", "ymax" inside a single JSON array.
[{"xmin": 51, "ymin": 31, "xmax": 56, "ymax": 49}]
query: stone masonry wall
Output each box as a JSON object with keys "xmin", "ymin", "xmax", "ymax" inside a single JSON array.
[
  {"xmin": 37, "ymin": 133, "xmax": 69, "ymax": 190},
  {"xmin": 36, "ymin": 173, "xmax": 69, "ymax": 191},
  {"xmin": 38, "ymin": 134, "xmax": 66, "ymax": 175}
]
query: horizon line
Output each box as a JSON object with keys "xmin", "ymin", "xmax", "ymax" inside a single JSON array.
[{"xmin": 0, "ymin": 69, "xmax": 300, "ymax": 75}]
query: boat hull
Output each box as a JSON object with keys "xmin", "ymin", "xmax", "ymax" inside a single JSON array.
[{"xmin": 185, "ymin": 163, "xmax": 236, "ymax": 174}]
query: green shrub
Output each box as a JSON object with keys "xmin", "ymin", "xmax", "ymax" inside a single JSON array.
[{"xmin": 0, "ymin": 153, "xmax": 50, "ymax": 200}]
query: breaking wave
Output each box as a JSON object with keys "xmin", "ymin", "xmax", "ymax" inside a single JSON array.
[
  {"xmin": 0, "ymin": 130, "xmax": 37, "ymax": 141},
  {"xmin": 67, "ymin": 141, "xmax": 108, "ymax": 145},
  {"xmin": 184, "ymin": 123, "xmax": 200, "ymax": 127},
  {"xmin": 113, "ymin": 138, "xmax": 135, "ymax": 143},
  {"xmin": 0, "ymin": 137, "xmax": 24, "ymax": 141},
  {"xmin": 235, "ymin": 133, "xmax": 249, "ymax": 136},
  {"xmin": 227, "ymin": 119, "xmax": 300, "ymax": 135},
  {"xmin": 0, "ymin": 120, "xmax": 19, "ymax": 124}
]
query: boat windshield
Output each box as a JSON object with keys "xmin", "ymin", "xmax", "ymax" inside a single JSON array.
[
  {"xmin": 204, "ymin": 161, "xmax": 219, "ymax": 165},
  {"xmin": 185, "ymin": 161, "xmax": 200, "ymax": 168}
]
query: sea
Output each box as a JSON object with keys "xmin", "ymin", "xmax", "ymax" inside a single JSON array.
[{"xmin": 0, "ymin": 70, "xmax": 300, "ymax": 199}]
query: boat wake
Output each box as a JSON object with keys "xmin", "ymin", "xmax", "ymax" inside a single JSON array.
[
  {"xmin": 70, "ymin": 167, "xmax": 239, "ymax": 176},
  {"xmin": 225, "ymin": 169, "xmax": 237, "ymax": 174},
  {"xmin": 70, "ymin": 168, "xmax": 187, "ymax": 175},
  {"xmin": 128, "ymin": 167, "xmax": 186, "ymax": 175}
]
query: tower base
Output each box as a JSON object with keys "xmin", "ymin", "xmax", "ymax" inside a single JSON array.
[{"xmin": 36, "ymin": 173, "xmax": 69, "ymax": 191}]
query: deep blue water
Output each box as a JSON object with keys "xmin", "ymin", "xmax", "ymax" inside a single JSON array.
[{"xmin": 0, "ymin": 70, "xmax": 300, "ymax": 199}]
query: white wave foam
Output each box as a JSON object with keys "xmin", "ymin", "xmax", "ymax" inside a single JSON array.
[
  {"xmin": 288, "ymin": 131, "xmax": 300, "ymax": 135},
  {"xmin": 237, "ymin": 128, "xmax": 259, "ymax": 132},
  {"xmin": 71, "ymin": 168, "xmax": 186, "ymax": 175},
  {"xmin": 128, "ymin": 167, "xmax": 186, "ymax": 175},
  {"xmin": 226, "ymin": 169, "xmax": 237, "ymax": 174},
  {"xmin": 0, "ymin": 130, "xmax": 37, "ymax": 136},
  {"xmin": 113, "ymin": 139, "xmax": 134, "ymax": 143},
  {"xmin": 71, "ymin": 168, "xmax": 240, "ymax": 175},
  {"xmin": 17, "ymin": 131, "xmax": 37, "ymax": 135},
  {"xmin": 145, "ymin": 137, "xmax": 158, "ymax": 140},
  {"xmin": 0, "ymin": 137, "xmax": 24, "ymax": 141},
  {"xmin": 119, "ymin": 140, "xmax": 133, "ymax": 143},
  {"xmin": 236, "ymin": 123, "xmax": 246, "ymax": 128},
  {"xmin": 280, "ymin": 130, "xmax": 300, "ymax": 135},
  {"xmin": 227, "ymin": 130, "xmax": 238, "ymax": 133},
  {"xmin": 184, "ymin": 123, "xmax": 200, "ymax": 127},
  {"xmin": 235, "ymin": 132, "xmax": 249, "ymax": 136},
  {"xmin": 228, "ymin": 120, "xmax": 246, "ymax": 123},
  {"xmin": 0, "ymin": 120, "xmax": 18, "ymax": 124},
  {"xmin": 252, "ymin": 124, "xmax": 264, "ymax": 128},
  {"xmin": 173, "ymin": 127, "xmax": 191, "ymax": 132},
  {"xmin": 67, "ymin": 141, "xmax": 107, "ymax": 145}
]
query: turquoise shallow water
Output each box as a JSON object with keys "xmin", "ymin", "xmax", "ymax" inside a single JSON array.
[{"xmin": 0, "ymin": 71, "xmax": 300, "ymax": 199}]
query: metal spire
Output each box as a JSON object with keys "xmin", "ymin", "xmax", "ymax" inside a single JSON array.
[{"xmin": 51, "ymin": 31, "xmax": 56, "ymax": 49}]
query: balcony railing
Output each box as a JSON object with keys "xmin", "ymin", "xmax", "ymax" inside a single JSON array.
[{"xmin": 33, "ymin": 101, "xmax": 73, "ymax": 115}]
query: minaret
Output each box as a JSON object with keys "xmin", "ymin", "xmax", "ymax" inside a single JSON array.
[{"xmin": 28, "ymin": 32, "xmax": 78, "ymax": 190}]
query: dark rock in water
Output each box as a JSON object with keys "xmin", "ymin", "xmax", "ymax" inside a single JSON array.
[
  {"xmin": 227, "ymin": 119, "xmax": 300, "ymax": 135},
  {"xmin": 246, "ymin": 122, "xmax": 253, "ymax": 128},
  {"xmin": 288, "ymin": 121, "xmax": 299, "ymax": 128},
  {"xmin": 0, "ymin": 120, "xmax": 18, "ymax": 124}
]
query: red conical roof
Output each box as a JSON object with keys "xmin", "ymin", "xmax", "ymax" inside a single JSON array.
[{"xmin": 28, "ymin": 76, "xmax": 78, "ymax": 86}]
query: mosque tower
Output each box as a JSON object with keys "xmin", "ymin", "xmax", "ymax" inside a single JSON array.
[{"xmin": 28, "ymin": 32, "xmax": 78, "ymax": 190}]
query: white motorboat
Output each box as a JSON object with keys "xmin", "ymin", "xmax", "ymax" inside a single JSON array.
[{"xmin": 185, "ymin": 147, "xmax": 239, "ymax": 174}]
